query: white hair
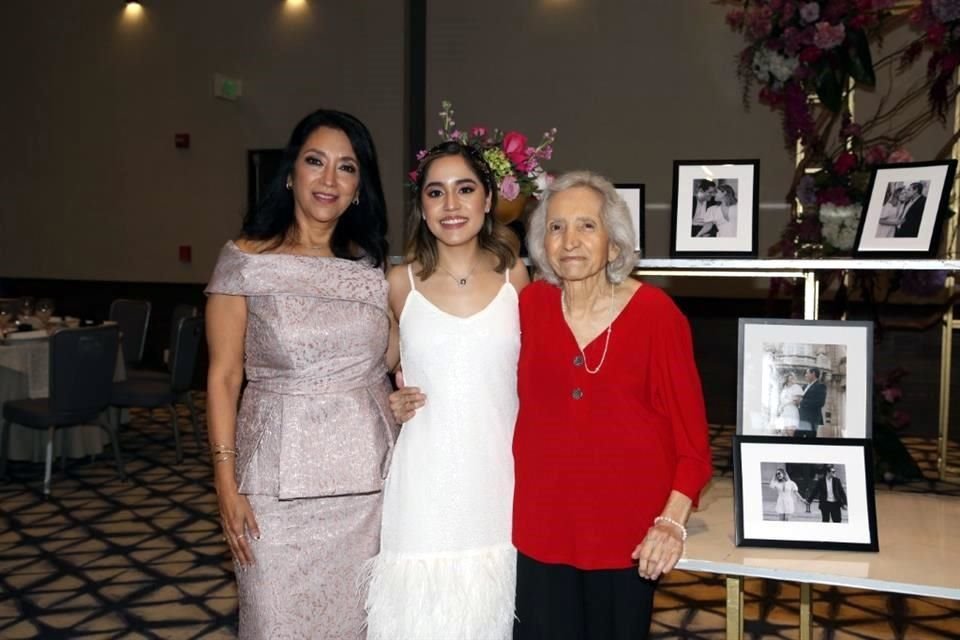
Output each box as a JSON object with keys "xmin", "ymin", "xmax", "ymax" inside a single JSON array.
[{"xmin": 526, "ymin": 170, "xmax": 636, "ymax": 285}]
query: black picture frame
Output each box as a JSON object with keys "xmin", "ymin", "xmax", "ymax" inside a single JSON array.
[
  {"xmin": 736, "ymin": 318, "xmax": 874, "ymax": 439},
  {"xmin": 852, "ymin": 159, "xmax": 958, "ymax": 258},
  {"xmin": 734, "ymin": 435, "xmax": 879, "ymax": 552},
  {"xmin": 670, "ymin": 159, "xmax": 760, "ymax": 258},
  {"xmin": 615, "ymin": 183, "xmax": 645, "ymax": 257}
]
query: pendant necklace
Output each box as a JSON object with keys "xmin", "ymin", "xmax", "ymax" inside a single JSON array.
[{"xmin": 438, "ymin": 262, "xmax": 478, "ymax": 288}]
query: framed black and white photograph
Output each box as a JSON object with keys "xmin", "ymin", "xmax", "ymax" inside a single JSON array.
[
  {"xmin": 734, "ymin": 436, "xmax": 879, "ymax": 551},
  {"xmin": 737, "ymin": 318, "xmax": 873, "ymax": 439},
  {"xmin": 853, "ymin": 160, "xmax": 957, "ymax": 257},
  {"xmin": 615, "ymin": 183, "xmax": 645, "ymax": 256},
  {"xmin": 670, "ymin": 159, "xmax": 759, "ymax": 257}
]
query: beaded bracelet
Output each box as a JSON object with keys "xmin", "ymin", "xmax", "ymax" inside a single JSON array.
[{"xmin": 654, "ymin": 515, "xmax": 688, "ymax": 542}]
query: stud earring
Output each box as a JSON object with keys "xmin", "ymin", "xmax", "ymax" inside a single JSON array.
[{"xmin": 285, "ymin": 177, "xmax": 292, "ymax": 190}]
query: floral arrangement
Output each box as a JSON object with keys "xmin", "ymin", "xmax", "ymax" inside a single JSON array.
[
  {"xmin": 776, "ymin": 111, "xmax": 915, "ymax": 254},
  {"xmin": 904, "ymin": 0, "xmax": 960, "ymax": 118},
  {"xmin": 725, "ymin": 0, "xmax": 897, "ymax": 148},
  {"xmin": 724, "ymin": 0, "xmax": 960, "ymax": 258},
  {"xmin": 410, "ymin": 101, "xmax": 558, "ymax": 203},
  {"xmin": 873, "ymin": 367, "xmax": 924, "ymax": 482}
]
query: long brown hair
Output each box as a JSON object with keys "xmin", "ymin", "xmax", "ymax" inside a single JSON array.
[{"xmin": 405, "ymin": 141, "xmax": 518, "ymax": 278}]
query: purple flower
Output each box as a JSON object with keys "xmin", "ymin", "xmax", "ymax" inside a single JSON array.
[
  {"xmin": 900, "ymin": 270, "xmax": 949, "ymax": 297},
  {"xmin": 814, "ymin": 21, "xmax": 845, "ymax": 49},
  {"xmin": 797, "ymin": 175, "xmax": 818, "ymax": 206},
  {"xmin": 500, "ymin": 175, "xmax": 520, "ymax": 201},
  {"xmin": 799, "ymin": 2, "xmax": 820, "ymax": 23},
  {"xmin": 932, "ymin": 0, "xmax": 960, "ymax": 23},
  {"xmin": 415, "ymin": 149, "xmax": 428, "ymax": 161}
]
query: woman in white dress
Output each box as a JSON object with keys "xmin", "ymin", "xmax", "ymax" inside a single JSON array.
[
  {"xmin": 769, "ymin": 467, "xmax": 801, "ymax": 521},
  {"xmin": 363, "ymin": 141, "xmax": 529, "ymax": 640},
  {"xmin": 876, "ymin": 186, "xmax": 905, "ymax": 238},
  {"xmin": 777, "ymin": 372, "xmax": 804, "ymax": 436},
  {"xmin": 697, "ymin": 184, "xmax": 737, "ymax": 238}
]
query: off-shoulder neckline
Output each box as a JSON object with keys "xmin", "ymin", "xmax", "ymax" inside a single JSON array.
[{"xmin": 226, "ymin": 239, "xmax": 362, "ymax": 263}]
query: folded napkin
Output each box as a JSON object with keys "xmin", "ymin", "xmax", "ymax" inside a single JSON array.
[{"xmin": 5, "ymin": 329, "xmax": 49, "ymax": 341}]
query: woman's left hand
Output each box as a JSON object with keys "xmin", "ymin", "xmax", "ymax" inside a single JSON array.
[{"xmin": 631, "ymin": 520, "xmax": 685, "ymax": 581}]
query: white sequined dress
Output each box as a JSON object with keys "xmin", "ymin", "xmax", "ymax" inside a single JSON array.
[{"xmin": 363, "ymin": 265, "xmax": 520, "ymax": 640}]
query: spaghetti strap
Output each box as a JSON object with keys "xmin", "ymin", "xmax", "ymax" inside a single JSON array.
[
  {"xmin": 505, "ymin": 267, "xmax": 510, "ymax": 284},
  {"xmin": 407, "ymin": 263, "xmax": 417, "ymax": 291}
]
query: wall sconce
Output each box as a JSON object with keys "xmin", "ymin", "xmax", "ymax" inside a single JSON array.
[{"xmin": 123, "ymin": 1, "xmax": 144, "ymax": 18}]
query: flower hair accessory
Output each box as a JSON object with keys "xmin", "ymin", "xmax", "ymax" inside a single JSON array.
[{"xmin": 409, "ymin": 101, "xmax": 557, "ymax": 202}]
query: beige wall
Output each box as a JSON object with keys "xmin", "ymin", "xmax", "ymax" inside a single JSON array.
[
  {"xmin": 2, "ymin": 1, "xmax": 952, "ymax": 286},
  {"xmin": 0, "ymin": 0, "xmax": 406, "ymax": 283},
  {"xmin": 425, "ymin": 0, "xmax": 954, "ymax": 296}
]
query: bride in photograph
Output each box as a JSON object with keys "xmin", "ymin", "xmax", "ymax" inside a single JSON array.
[{"xmin": 776, "ymin": 372, "xmax": 804, "ymax": 436}]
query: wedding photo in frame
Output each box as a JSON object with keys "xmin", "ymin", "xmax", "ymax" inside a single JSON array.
[
  {"xmin": 615, "ymin": 183, "xmax": 645, "ymax": 256},
  {"xmin": 670, "ymin": 159, "xmax": 759, "ymax": 258},
  {"xmin": 734, "ymin": 436, "xmax": 879, "ymax": 552},
  {"xmin": 737, "ymin": 318, "xmax": 873, "ymax": 439},
  {"xmin": 853, "ymin": 160, "xmax": 957, "ymax": 258}
]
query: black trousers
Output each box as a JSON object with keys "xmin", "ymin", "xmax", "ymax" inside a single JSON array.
[
  {"xmin": 513, "ymin": 552, "xmax": 656, "ymax": 640},
  {"xmin": 820, "ymin": 502, "xmax": 843, "ymax": 522}
]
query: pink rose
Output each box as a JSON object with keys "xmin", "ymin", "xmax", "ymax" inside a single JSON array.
[
  {"xmin": 813, "ymin": 21, "xmax": 846, "ymax": 50},
  {"xmin": 881, "ymin": 387, "xmax": 902, "ymax": 403},
  {"xmin": 500, "ymin": 175, "xmax": 520, "ymax": 201},
  {"xmin": 408, "ymin": 170, "xmax": 419, "ymax": 183},
  {"xmin": 887, "ymin": 148, "xmax": 914, "ymax": 164},
  {"xmin": 502, "ymin": 132, "xmax": 528, "ymax": 165},
  {"xmin": 864, "ymin": 144, "xmax": 889, "ymax": 165}
]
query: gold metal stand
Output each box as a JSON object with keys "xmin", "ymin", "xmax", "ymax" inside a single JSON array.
[
  {"xmin": 726, "ymin": 576, "xmax": 744, "ymax": 640},
  {"xmin": 937, "ymin": 69, "xmax": 960, "ymax": 480},
  {"xmin": 799, "ymin": 582, "xmax": 813, "ymax": 640}
]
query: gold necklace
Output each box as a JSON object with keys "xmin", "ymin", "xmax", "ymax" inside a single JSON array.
[
  {"xmin": 562, "ymin": 284, "xmax": 617, "ymax": 375},
  {"xmin": 437, "ymin": 262, "xmax": 478, "ymax": 287}
]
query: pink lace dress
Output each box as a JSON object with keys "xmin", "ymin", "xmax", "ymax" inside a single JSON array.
[{"xmin": 206, "ymin": 241, "xmax": 397, "ymax": 639}]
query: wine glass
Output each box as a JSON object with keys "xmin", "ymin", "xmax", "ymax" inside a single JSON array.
[
  {"xmin": 0, "ymin": 301, "xmax": 13, "ymax": 334},
  {"xmin": 17, "ymin": 296, "xmax": 35, "ymax": 319},
  {"xmin": 36, "ymin": 298, "xmax": 55, "ymax": 326}
]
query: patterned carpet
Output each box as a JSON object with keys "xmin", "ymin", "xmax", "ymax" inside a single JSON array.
[{"xmin": 1, "ymin": 396, "xmax": 958, "ymax": 639}]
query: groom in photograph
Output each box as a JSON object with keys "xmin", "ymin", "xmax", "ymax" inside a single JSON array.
[
  {"xmin": 691, "ymin": 179, "xmax": 717, "ymax": 237},
  {"xmin": 894, "ymin": 181, "xmax": 926, "ymax": 238},
  {"xmin": 810, "ymin": 465, "xmax": 847, "ymax": 522},
  {"xmin": 797, "ymin": 368, "xmax": 826, "ymax": 439}
]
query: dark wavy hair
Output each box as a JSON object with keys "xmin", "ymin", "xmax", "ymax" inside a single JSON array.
[
  {"xmin": 405, "ymin": 141, "xmax": 517, "ymax": 278},
  {"xmin": 241, "ymin": 109, "xmax": 388, "ymax": 267}
]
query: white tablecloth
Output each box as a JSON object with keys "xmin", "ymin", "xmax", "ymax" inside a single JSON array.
[{"xmin": 0, "ymin": 336, "xmax": 126, "ymax": 462}]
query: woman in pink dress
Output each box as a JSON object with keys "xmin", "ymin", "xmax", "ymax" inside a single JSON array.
[{"xmin": 205, "ymin": 109, "xmax": 397, "ymax": 639}]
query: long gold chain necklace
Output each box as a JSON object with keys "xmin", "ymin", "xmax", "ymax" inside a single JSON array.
[{"xmin": 562, "ymin": 284, "xmax": 617, "ymax": 375}]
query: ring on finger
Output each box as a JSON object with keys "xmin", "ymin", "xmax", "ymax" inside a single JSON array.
[{"xmin": 236, "ymin": 533, "xmax": 246, "ymax": 540}]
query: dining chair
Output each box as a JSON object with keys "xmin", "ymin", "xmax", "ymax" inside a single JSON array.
[
  {"xmin": 129, "ymin": 303, "xmax": 198, "ymax": 380},
  {"xmin": 0, "ymin": 325, "xmax": 125, "ymax": 496},
  {"xmin": 108, "ymin": 299, "xmax": 151, "ymax": 367},
  {"xmin": 110, "ymin": 316, "xmax": 204, "ymax": 463}
]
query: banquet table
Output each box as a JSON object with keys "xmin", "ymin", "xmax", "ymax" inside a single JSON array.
[{"xmin": 0, "ymin": 330, "xmax": 126, "ymax": 462}]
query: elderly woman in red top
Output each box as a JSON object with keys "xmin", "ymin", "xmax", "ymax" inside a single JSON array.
[{"xmin": 513, "ymin": 170, "xmax": 713, "ymax": 639}]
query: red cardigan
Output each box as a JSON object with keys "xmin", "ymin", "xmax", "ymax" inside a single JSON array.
[{"xmin": 512, "ymin": 281, "xmax": 713, "ymax": 570}]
